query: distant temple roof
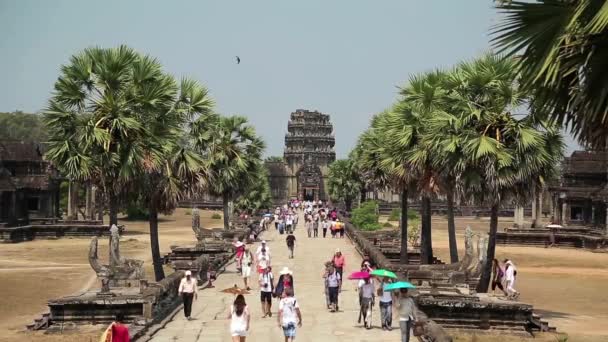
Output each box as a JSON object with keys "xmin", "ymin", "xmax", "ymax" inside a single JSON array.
[
  {"xmin": 0, "ymin": 140, "xmax": 55, "ymax": 191},
  {"xmin": 0, "ymin": 140, "xmax": 46, "ymax": 162}
]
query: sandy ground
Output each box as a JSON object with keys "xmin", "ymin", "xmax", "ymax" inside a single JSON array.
[
  {"xmin": 0, "ymin": 211, "xmax": 606, "ymax": 341},
  {"xmin": 0, "ymin": 208, "xmax": 224, "ymax": 342}
]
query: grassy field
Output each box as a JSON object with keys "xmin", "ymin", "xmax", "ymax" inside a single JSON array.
[{"xmin": 1, "ymin": 211, "xmax": 607, "ymax": 341}]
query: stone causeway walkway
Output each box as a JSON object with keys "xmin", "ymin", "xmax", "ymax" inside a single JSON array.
[{"xmin": 149, "ymin": 211, "xmax": 401, "ymax": 341}]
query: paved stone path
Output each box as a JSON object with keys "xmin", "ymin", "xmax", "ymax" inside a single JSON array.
[{"xmin": 149, "ymin": 211, "xmax": 399, "ymax": 341}]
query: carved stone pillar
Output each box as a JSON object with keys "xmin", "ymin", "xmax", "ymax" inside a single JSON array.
[
  {"xmin": 531, "ymin": 195, "xmax": 537, "ymax": 221},
  {"xmin": 67, "ymin": 181, "xmax": 73, "ymax": 219},
  {"xmin": 605, "ymin": 202, "xmax": 608, "ymax": 236},
  {"xmin": 562, "ymin": 201, "xmax": 568, "ymax": 226},
  {"xmin": 85, "ymin": 184, "xmax": 92, "ymax": 220},
  {"xmin": 514, "ymin": 205, "xmax": 524, "ymax": 228}
]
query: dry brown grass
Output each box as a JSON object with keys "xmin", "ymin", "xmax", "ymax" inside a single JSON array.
[{"xmin": 0, "ymin": 208, "xmax": 222, "ymax": 341}]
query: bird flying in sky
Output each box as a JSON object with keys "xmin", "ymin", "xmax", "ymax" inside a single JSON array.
[{"xmin": 236, "ymin": 56, "xmax": 240, "ymax": 64}]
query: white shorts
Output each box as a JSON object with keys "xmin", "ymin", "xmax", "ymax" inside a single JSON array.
[
  {"xmin": 231, "ymin": 329, "xmax": 247, "ymax": 337},
  {"xmin": 242, "ymin": 265, "xmax": 251, "ymax": 278}
]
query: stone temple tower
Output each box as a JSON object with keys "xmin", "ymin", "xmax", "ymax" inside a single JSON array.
[{"xmin": 266, "ymin": 109, "xmax": 336, "ymax": 202}]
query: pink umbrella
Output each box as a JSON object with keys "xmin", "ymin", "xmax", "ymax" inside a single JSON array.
[{"xmin": 348, "ymin": 271, "xmax": 370, "ymax": 280}]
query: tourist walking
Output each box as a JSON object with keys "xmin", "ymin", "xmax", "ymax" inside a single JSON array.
[
  {"xmin": 322, "ymin": 261, "xmax": 333, "ymax": 308},
  {"xmin": 306, "ymin": 217, "xmax": 313, "ymax": 238},
  {"xmin": 256, "ymin": 240, "xmax": 271, "ymax": 256},
  {"xmin": 275, "ymin": 267, "xmax": 295, "ymax": 297},
  {"xmin": 397, "ymin": 288, "xmax": 417, "ymax": 342},
  {"xmin": 101, "ymin": 313, "xmax": 130, "ymax": 342},
  {"xmin": 332, "ymin": 249, "xmax": 345, "ymax": 284},
  {"xmin": 278, "ymin": 288, "xmax": 302, "ymax": 342},
  {"xmin": 491, "ymin": 259, "xmax": 508, "ymax": 296},
  {"xmin": 286, "ymin": 232, "xmax": 296, "ymax": 259},
  {"xmin": 178, "ymin": 270, "xmax": 198, "ymax": 320},
  {"xmin": 312, "ymin": 212, "xmax": 319, "ymax": 238},
  {"xmin": 336, "ymin": 218, "xmax": 345, "ymax": 238},
  {"xmin": 378, "ymin": 278, "xmax": 394, "ymax": 330},
  {"xmin": 504, "ymin": 259, "xmax": 520, "ymax": 300},
  {"xmin": 242, "ymin": 247, "xmax": 253, "ymax": 290},
  {"xmin": 358, "ymin": 277, "xmax": 375, "ymax": 329},
  {"xmin": 227, "ymin": 294, "xmax": 250, "ymax": 341},
  {"xmin": 324, "ymin": 264, "xmax": 341, "ymax": 312},
  {"xmin": 285, "ymin": 213, "xmax": 294, "ymax": 234},
  {"xmin": 234, "ymin": 239, "xmax": 246, "ymax": 274},
  {"xmin": 322, "ymin": 219, "xmax": 329, "ymax": 238},
  {"xmin": 259, "ymin": 266, "xmax": 274, "ymax": 317},
  {"xmin": 256, "ymin": 248, "xmax": 271, "ymax": 274}
]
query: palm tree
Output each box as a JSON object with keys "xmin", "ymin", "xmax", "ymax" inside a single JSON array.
[
  {"xmin": 400, "ymin": 69, "xmax": 461, "ymax": 263},
  {"xmin": 234, "ymin": 161, "xmax": 272, "ymax": 214},
  {"xmin": 327, "ymin": 159, "xmax": 361, "ymax": 211},
  {"xmin": 45, "ymin": 46, "xmax": 156, "ymax": 226},
  {"xmin": 353, "ymin": 111, "xmax": 412, "ymax": 263},
  {"xmin": 492, "ymin": 0, "xmax": 608, "ymax": 147},
  {"xmin": 192, "ymin": 115, "xmax": 265, "ymax": 229},
  {"xmin": 440, "ymin": 54, "xmax": 565, "ymax": 292},
  {"xmin": 138, "ymin": 78, "xmax": 213, "ymax": 281}
]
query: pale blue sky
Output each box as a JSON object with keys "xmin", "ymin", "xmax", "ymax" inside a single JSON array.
[{"xmin": 0, "ymin": 0, "xmax": 579, "ymax": 156}]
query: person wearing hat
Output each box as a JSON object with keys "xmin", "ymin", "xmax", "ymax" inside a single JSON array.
[
  {"xmin": 504, "ymin": 259, "xmax": 520, "ymax": 300},
  {"xmin": 274, "ymin": 267, "xmax": 295, "ymax": 298},
  {"xmin": 332, "ymin": 249, "xmax": 346, "ymax": 286},
  {"xmin": 178, "ymin": 270, "xmax": 198, "ymax": 320},
  {"xmin": 256, "ymin": 240, "xmax": 271, "ymax": 256}
]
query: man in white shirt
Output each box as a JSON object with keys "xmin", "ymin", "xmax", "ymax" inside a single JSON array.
[
  {"xmin": 278, "ymin": 288, "xmax": 302, "ymax": 342},
  {"xmin": 256, "ymin": 248, "xmax": 271, "ymax": 274},
  {"xmin": 504, "ymin": 259, "xmax": 520, "ymax": 300},
  {"xmin": 178, "ymin": 270, "xmax": 198, "ymax": 320},
  {"xmin": 359, "ymin": 277, "xmax": 375, "ymax": 329},
  {"xmin": 259, "ymin": 266, "xmax": 274, "ymax": 317},
  {"xmin": 378, "ymin": 278, "xmax": 394, "ymax": 330},
  {"xmin": 285, "ymin": 214, "xmax": 294, "ymax": 234},
  {"xmin": 256, "ymin": 240, "xmax": 271, "ymax": 256}
]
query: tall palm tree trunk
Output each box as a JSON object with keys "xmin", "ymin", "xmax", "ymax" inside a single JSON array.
[
  {"xmin": 360, "ymin": 187, "xmax": 367, "ymax": 204},
  {"xmin": 420, "ymin": 196, "xmax": 433, "ymax": 264},
  {"xmin": 109, "ymin": 191, "xmax": 119, "ymax": 226},
  {"xmin": 148, "ymin": 197, "xmax": 165, "ymax": 281},
  {"xmin": 222, "ymin": 193, "xmax": 231, "ymax": 230},
  {"xmin": 345, "ymin": 199, "xmax": 353, "ymax": 212},
  {"xmin": 446, "ymin": 187, "xmax": 459, "ymax": 263},
  {"xmin": 399, "ymin": 187, "xmax": 409, "ymax": 264},
  {"xmin": 477, "ymin": 203, "xmax": 498, "ymax": 293}
]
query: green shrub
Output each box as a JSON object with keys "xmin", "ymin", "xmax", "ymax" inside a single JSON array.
[
  {"xmin": 408, "ymin": 224, "xmax": 421, "ymax": 247},
  {"xmin": 211, "ymin": 213, "xmax": 222, "ymax": 219},
  {"xmin": 352, "ymin": 201, "xmax": 381, "ymax": 231},
  {"xmin": 125, "ymin": 203, "xmax": 149, "ymax": 220},
  {"xmin": 388, "ymin": 208, "xmax": 419, "ymax": 222},
  {"xmin": 382, "ymin": 221, "xmax": 393, "ymax": 228},
  {"xmin": 184, "ymin": 209, "xmax": 192, "ymax": 216}
]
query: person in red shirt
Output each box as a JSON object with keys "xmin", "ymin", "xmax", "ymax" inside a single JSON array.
[
  {"xmin": 104, "ymin": 313, "xmax": 130, "ymax": 342},
  {"xmin": 332, "ymin": 249, "xmax": 345, "ymax": 288}
]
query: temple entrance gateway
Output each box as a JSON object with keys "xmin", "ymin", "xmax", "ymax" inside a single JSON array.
[
  {"xmin": 265, "ymin": 109, "xmax": 336, "ymax": 203},
  {"xmin": 302, "ymin": 187, "xmax": 317, "ymax": 201}
]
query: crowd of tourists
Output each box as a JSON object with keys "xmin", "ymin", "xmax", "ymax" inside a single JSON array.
[{"xmin": 212, "ymin": 201, "xmax": 420, "ymax": 342}]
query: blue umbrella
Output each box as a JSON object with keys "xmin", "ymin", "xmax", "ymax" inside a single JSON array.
[{"xmin": 383, "ymin": 281, "xmax": 416, "ymax": 291}]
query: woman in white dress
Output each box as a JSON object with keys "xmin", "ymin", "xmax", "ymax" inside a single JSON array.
[{"xmin": 227, "ymin": 294, "xmax": 250, "ymax": 341}]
